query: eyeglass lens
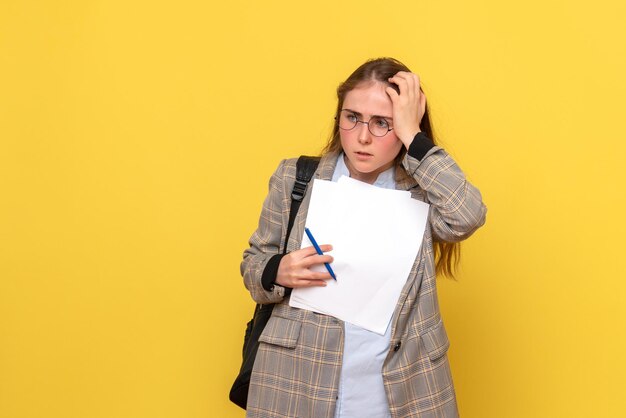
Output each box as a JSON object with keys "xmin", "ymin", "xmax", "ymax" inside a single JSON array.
[{"xmin": 338, "ymin": 110, "xmax": 391, "ymax": 137}]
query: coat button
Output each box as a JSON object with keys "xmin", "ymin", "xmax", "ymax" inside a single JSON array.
[{"xmin": 393, "ymin": 342, "xmax": 401, "ymax": 352}]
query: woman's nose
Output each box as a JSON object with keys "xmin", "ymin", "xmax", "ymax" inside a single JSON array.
[{"xmin": 357, "ymin": 122, "xmax": 372, "ymax": 144}]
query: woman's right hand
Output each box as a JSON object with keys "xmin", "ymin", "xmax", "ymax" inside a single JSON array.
[{"xmin": 275, "ymin": 245, "xmax": 334, "ymax": 288}]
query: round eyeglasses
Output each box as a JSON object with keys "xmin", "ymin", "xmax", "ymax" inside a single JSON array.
[{"xmin": 336, "ymin": 110, "xmax": 393, "ymax": 137}]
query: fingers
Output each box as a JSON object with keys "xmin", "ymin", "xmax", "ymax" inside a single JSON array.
[
  {"xmin": 300, "ymin": 254, "xmax": 334, "ymax": 269},
  {"xmin": 287, "ymin": 271, "xmax": 333, "ymax": 288},
  {"xmin": 318, "ymin": 244, "xmax": 333, "ymax": 253},
  {"xmin": 299, "ymin": 244, "xmax": 333, "ymax": 257},
  {"xmin": 284, "ymin": 245, "xmax": 334, "ymax": 267},
  {"xmin": 388, "ymin": 75, "xmax": 410, "ymax": 99},
  {"xmin": 385, "ymin": 86, "xmax": 399, "ymax": 104},
  {"xmin": 275, "ymin": 243, "xmax": 336, "ymax": 288},
  {"xmin": 388, "ymin": 71, "xmax": 421, "ymax": 98},
  {"xmin": 303, "ymin": 271, "xmax": 333, "ymax": 282},
  {"xmin": 293, "ymin": 278, "xmax": 329, "ymax": 287},
  {"xmin": 301, "ymin": 271, "xmax": 333, "ymax": 285}
]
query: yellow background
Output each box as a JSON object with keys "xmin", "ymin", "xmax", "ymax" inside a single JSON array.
[{"xmin": 1, "ymin": 0, "xmax": 625, "ymax": 417}]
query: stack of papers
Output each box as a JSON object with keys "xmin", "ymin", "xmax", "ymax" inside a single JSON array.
[{"xmin": 289, "ymin": 176, "xmax": 430, "ymax": 335}]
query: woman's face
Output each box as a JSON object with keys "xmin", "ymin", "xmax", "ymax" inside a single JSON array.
[{"xmin": 339, "ymin": 81, "xmax": 403, "ymax": 184}]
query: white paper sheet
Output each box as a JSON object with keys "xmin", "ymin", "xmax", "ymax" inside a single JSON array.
[{"xmin": 289, "ymin": 176, "xmax": 430, "ymax": 335}]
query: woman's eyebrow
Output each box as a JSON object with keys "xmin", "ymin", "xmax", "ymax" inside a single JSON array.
[{"xmin": 344, "ymin": 108, "xmax": 393, "ymax": 120}]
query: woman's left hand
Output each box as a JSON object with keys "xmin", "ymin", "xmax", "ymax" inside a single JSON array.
[{"xmin": 385, "ymin": 71, "xmax": 427, "ymax": 149}]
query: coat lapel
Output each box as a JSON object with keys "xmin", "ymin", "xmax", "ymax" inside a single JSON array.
[{"xmin": 390, "ymin": 162, "xmax": 429, "ymax": 339}]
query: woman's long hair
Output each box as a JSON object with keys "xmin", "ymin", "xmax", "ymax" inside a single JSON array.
[{"xmin": 322, "ymin": 57, "xmax": 460, "ymax": 279}]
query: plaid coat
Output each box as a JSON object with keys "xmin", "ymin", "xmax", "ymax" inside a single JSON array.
[{"xmin": 241, "ymin": 146, "xmax": 486, "ymax": 418}]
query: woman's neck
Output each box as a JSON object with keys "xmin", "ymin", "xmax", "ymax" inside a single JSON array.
[{"xmin": 342, "ymin": 154, "xmax": 394, "ymax": 185}]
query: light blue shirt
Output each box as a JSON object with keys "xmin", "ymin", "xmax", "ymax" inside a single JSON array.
[{"xmin": 331, "ymin": 154, "xmax": 394, "ymax": 418}]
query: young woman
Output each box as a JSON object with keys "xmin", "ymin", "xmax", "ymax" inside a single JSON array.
[{"xmin": 241, "ymin": 57, "xmax": 487, "ymax": 418}]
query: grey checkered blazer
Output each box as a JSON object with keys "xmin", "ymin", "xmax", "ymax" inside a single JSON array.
[{"xmin": 241, "ymin": 146, "xmax": 486, "ymax": 417}]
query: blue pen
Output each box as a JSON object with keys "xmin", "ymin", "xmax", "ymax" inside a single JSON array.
[{"xmin": 304, "ymin": 227, "xmax": 337, "ymax": 281}]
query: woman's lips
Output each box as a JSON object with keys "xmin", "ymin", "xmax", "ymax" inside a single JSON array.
[{"xmin": 355, "ymin": 151, "xmax": 373, "ymax": 160}]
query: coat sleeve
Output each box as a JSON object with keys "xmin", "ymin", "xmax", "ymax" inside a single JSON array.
[
  {"xmin": 240, "ymin": 159, "xmax": 290, "ymax": 304},
  {"xmin": 402, "ymin": 133, "xmax": 487, "ymax": 243}
]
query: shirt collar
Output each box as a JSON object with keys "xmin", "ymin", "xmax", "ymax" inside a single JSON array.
[{"xmin": 332, "ymin": 153, "xmax": 396, "ymax": 190}]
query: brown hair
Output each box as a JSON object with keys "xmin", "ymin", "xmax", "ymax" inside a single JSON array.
[{"xmin": 321, "ymin": 57, "xmax": 460, "ymax": 279}]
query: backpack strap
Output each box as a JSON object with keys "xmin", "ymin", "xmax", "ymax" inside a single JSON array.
[{"xmin": 282, "ymin": 155, "xmax": 320, "ymax": 254}]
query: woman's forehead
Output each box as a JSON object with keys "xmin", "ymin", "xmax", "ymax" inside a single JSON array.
[{"xmin": 343, "ymin": 82, "xmax": 393, "ymax": 115}]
